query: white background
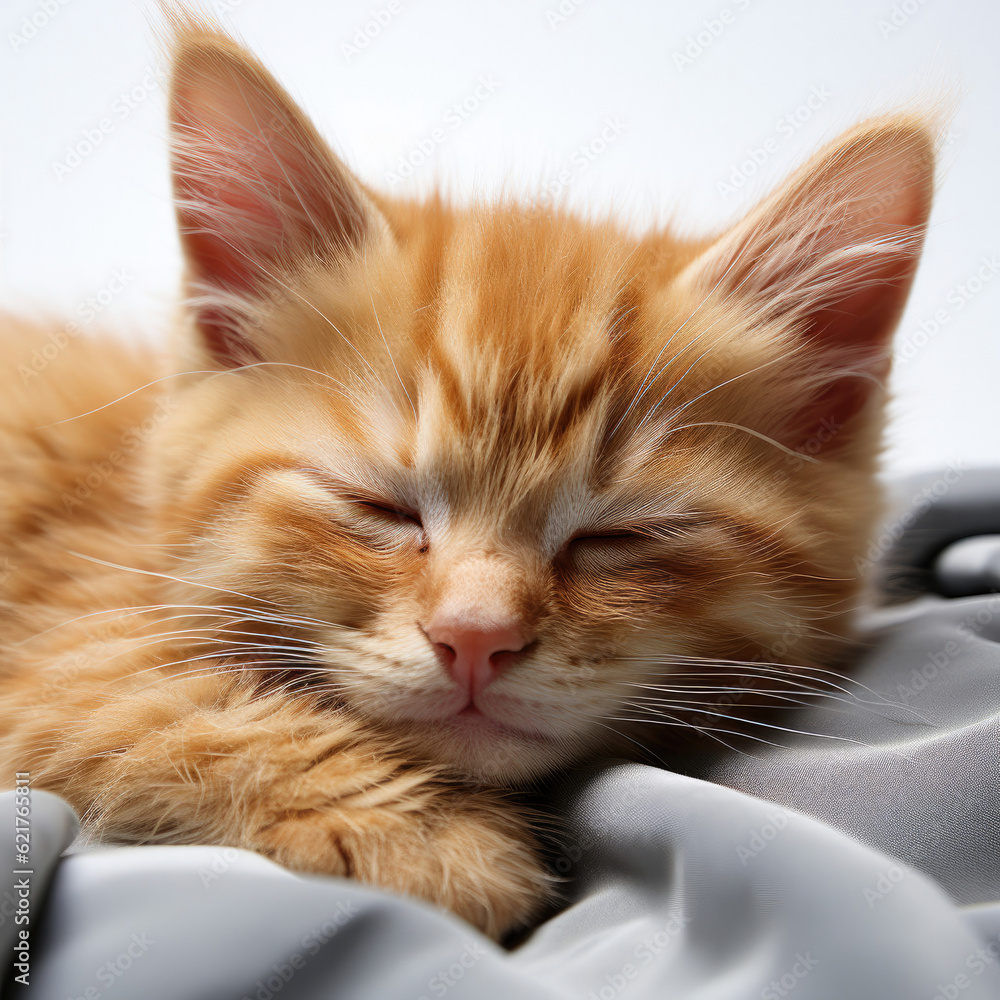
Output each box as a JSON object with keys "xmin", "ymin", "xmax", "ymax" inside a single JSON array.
[{"xmin": 1, "ymin": 0, "xmax": 996, "ymax": 477}]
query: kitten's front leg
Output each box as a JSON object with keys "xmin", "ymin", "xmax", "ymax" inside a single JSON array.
[
  {"xmin": 4, "ymin": 670, "xmax": 552, "ymax": 938},
  {"xmin": 253, "ymin": 768, "xmax": 552, "ymax": 939}
]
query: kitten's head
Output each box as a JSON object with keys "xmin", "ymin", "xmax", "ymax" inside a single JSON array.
[{"xmin": 154, "ymin": 19, "xmax": 936, "ymax": 782}]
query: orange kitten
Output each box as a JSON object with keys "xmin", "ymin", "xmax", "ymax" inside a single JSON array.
[{"xmin": 0, "ymin": 16, "xmax": 935, "ymax": 937}]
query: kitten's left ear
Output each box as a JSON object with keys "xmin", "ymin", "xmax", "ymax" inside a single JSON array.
[
  {"xmin": 168, "ymin": 19, "xmax": 389, "ymax": 366},
  {"xmin": 677, "ymin": 114, "xmax": 937, "ymax": 446}
]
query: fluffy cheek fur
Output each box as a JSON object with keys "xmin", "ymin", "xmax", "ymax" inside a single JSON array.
[
  {"xmin": 155, "ymin": 390, "xmax": 862, "ymax": 786},
  {"xmin": 162, "ymin": 463, "xmax": 613, "ymax": 782}
]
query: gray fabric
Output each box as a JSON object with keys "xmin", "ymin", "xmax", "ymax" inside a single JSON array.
[
  {"xmin": 4, "ymin": 775, "xmax": 1000, "ymax": 999},
  {"xmin": 697, "ymin": 469, "xmax": 1000, "ymax": 905},
  {"xmin": 3, "ymin": 467, "xmax": 1000, "ymax": 998},
  {"xmin": 878, "ymin": 466, "xmax": 1000, "ymax": 600},
  {"xmin": 0, "ymin": 790, "xmax": 79, "ymax": 993},
  {"xmin": 698, "ymin": 590, "xmax": 1000, "ymax": 906},
  {"xmin": 935, "ymin": 534, "xmax": 1000, "ymax": 597}
]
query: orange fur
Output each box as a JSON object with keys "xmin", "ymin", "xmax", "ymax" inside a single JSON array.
[{"xmin": 0, "ymin": 14, "xmax": 937, "ymax": 936}]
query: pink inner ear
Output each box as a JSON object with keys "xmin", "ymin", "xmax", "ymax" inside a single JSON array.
[
  {"xmin": 791, "ymin": 257, "xmax": 908, "ymax": 444},
  {"xmin": 172, "ymin": 99, "xmax": 289, "ymax": 364},
  {"xmin": 793, "ymin": 180, "xmax": 931, "ymax": 444},
  {"xmin": 173, "ymin": 134, "xmax": 286, "ymax": 297},
  {"xmin": 684, "ymin": 120, "xmax": 936, "ymax": 452},
  {"xmin": 169, "ymin": 42, "xmax": 370, "ymax": 366}
]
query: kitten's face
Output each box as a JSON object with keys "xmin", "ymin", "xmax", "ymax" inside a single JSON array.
[{"xmin": 156, "ymin": 23, "xmax": 935, "ymax": 782}]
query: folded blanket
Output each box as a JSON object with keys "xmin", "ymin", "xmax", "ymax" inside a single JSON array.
[
  {"xmin": 698, "ymin": 466, "xmax": 1000, "ymax": 905},
  {"xmin": 4, "ymin": 468, "xmax": 999, "ymax": 999}
]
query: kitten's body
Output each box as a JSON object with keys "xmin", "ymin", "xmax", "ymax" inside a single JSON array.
[
  {"xmin": 0, "ymin": 18, "xmax": 936, "ymax": 937},
  {"xmin": 1, "ymin": 316, "xmax": 557, "ymax": 935}
]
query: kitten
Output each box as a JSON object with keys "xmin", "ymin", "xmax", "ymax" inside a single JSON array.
[{"xmin": 0, "ymin": 15, "xmax": 935, "ymax": 937}]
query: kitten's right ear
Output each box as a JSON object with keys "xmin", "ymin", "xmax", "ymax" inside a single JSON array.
[{"xmin": 167, "ymin": 18, "xmax": 388, "ymax": 367}]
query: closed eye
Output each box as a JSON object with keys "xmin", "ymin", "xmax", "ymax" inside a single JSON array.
[
  {"xmin": 297, "ymin": 469, "xmax": 423, "ymax": 527},
  {"xmin": 353, "ymin": 499, "xmax": 423, "ymax": 528}
]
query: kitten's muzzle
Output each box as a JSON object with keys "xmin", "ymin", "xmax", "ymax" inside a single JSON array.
[{"xmin": 421, "ymin": 617, "xmax": 531, "ymax": 701}]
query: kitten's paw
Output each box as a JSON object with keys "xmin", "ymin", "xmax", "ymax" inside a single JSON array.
[
  {"xmin": 395, "ymin": 798, "xmax": 557, "ymax": 939},
  {"xmin": 252, "ymin": 792, "xmax": 555, "ymax": 939}
]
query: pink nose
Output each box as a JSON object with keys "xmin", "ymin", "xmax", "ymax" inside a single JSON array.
[{"xmin": 423, "ymin": 617, "xmax": 528, "ymax": 699}]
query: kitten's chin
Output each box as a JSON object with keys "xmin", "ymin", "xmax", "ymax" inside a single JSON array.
[{"xmin": 399, "ymin": 708, "xmax": 574, "ymax": 784}]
